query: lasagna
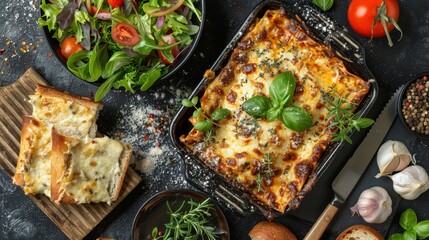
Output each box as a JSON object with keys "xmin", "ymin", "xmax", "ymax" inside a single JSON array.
[{"xmin": 180, "ymin": 8, "xmax": 370, "ymax": 213}]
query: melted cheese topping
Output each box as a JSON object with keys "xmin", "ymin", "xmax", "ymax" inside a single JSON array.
[
  {"xmin": 23, "ymin": 120, "xmax": 52, "ymax": 197},
  {"xmin": 181, "ymin": 9, "xmax": 370, "ymax": 213},
  {"xmin": 63, "ymin": 136, "xmax": 123, "ymax": 204},
  {"xmin": 29, "ymin": 94, "xmax": 97, "ymax": 138}
]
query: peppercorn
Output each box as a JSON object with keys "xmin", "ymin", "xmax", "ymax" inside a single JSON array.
[{"xmin": 401, "ymin": 75, "xmax": 429, "ymax": 136}]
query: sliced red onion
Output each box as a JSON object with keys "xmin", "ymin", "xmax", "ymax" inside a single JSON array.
[
  {"xmin": 96, "ymin": 12, "xmax": 112, "ymax": 20},
  {"xmin": 172, "ymin": 45, "xmax": 189, "ymax": 66},
  {"xmin": 181, "ymin": 6, "xmax": 190, "ymax": 18},
  {"xmin": 156, "ymin": 16, "xmax": 165, "ymax": 29},
  {"xmin": 123, "ymin": 48, "xmax": 141, "ymax": 57}
]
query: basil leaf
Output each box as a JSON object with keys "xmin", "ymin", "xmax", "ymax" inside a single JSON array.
[
  {"xmin": 212, "ymin": 109, "xmax": 230, "ymax": 121},
  {"xmin": 191, "ymin": 96, "xmax": 198, "ymax": 105},
  {"xmin": 139, "ymin": 67, "xmax": 161, "ymax": 91},
  {"xmin": 267, "ymin": 107, "xmax": 282, "ymax": 122},
  {"xmin": 242, "ymin": 96, "xmax": 272, "ymax": 118},
  {"xmin": 193, "ymin": 109, "xmax": 201, "ymax": 119},
  {"xmin": 281, "ymin": 106, "xmax": 312, "ymax": 132},
  {"xmin": 388, "ymin": 233, "xmax": 403, "ymax": 240},
  {"xmin": 182, "ymin": 99, "xmax": 194, "ymax": 107},
  {"xmin": 402, "ymin": 230, "xmax": 417, "ymax": 240},
  {"xmin": 95, "ymin": 70, "xmax": 124, "ymax": 101},
  {"xmin": 195, "ymin": 119, "xmax": 212, "ymax": 132},
  {"xmin": 414, "ymin": 220, "xmax": 429, "ymax": 239},
  {"xmin": 312, "ymin": 0, "xmax": 334, "ymax": 11},
  {"xmin": 355, "ymin": 118, "xmax": 374, "ymax": 129},
  {"xmin": 400, "ymin": 209, "xmax": 418, "ymax": 231},
  {"xmin": 269, "ymin": 72, "xmax": 296, "ymax": 109},
  {"xmin": 102, "ymin": 51, "xmax": 133, "ymax": 79}
]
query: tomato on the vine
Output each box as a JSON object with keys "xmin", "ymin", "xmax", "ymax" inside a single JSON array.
[
  {"xmin": 348, "ymin": 0, "xmax": 402, "ymax": 46},
  {"xmin": 60, "ymin": 37, "xmax": 84, "ymax": 59},
  {"xmin": 157, "ymin": 35, "xmax": 180, "ymax": 65},
  {"xmin": 111, "ymin": 23, "xmax": 140, "ymax": 46},
  {"xmin": 107, "ymin": 0, "xmax": 124, "ymax": 8}
]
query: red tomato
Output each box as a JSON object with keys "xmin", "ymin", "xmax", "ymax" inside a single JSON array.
[
  {"xmin": 89, "ymin": 6, "xmax": 109, "ymax": 16},
  {"xmin": 348, "ymin": 0, "xmax": 400, "ymax": 38},
  {"xmin": 157, "ymin": 35, "xmax": 180, "ymax": 65},
  {"xmin": 107, "ymin": 0, "xmax": 124, "ymax": 8},
  {"xmin": 111, "ymin": 23, "xmax": 140, "ymax": 47},
  {"xmin": 60, "ymin": 37, "xmax": 84, "ymax": 59}
]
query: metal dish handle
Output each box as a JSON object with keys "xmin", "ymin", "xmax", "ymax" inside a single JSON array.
[
  {"xmin": 182, "ymin": 155, "xmax": 258, "ymax": 216},
  {"xmin": 291, "ymin": 3, "xmax": 367, "ymax": 67}
]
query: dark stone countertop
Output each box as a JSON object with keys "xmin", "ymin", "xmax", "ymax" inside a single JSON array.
[{"xmin": 1, "ymin": 0, "xmax": 429, "ymax": 239}]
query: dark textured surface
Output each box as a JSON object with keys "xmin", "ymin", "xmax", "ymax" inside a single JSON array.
[{"xmin": 0, "ymin": 0, "xmax": 429, "ymax": 239}]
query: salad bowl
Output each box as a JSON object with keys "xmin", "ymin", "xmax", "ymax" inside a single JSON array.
[{"xmin": 39, "ymin": 0, "xmax": 205, "ymax": 100}]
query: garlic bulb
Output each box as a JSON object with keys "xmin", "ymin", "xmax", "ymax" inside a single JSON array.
[
  {"xmin": 376, "ymin": 140, "xmax": 412, "ymax": 177},
  {"xmin": 350, "ymin": 186, "xmax": 392, "ymax": 224},
  {"xmin": 389, "ymin": 165, "xmax": 429, "ymax": 200}
]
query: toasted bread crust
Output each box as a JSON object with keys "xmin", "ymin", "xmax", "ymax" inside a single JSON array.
[
  {"xmin": 13, "ymin": 115, "xmax": 36, "ymax": 186},
  {"xmin": 336, "ymin": 225, "xmax": 384, "ymax": 240},
  {"xmin": 50, "ymin": 128, "xmax": 78, "ymax": 204},
  {"xmin": 34, "ymin": 84, "xmax": 103, "ymax": 109},
  {"xmin": 112, "ymin": 144, "xmax": 132, "ymax": 201}
]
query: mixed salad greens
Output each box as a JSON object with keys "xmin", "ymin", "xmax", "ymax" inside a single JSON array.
[{"xmin": 39, "ymin": 0, "xmax": 202, "ymax": 101}]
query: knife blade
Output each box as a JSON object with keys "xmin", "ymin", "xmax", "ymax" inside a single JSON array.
[{"xmin": 304, "ymin": 88, "xmax": 401, "ymax": 240}]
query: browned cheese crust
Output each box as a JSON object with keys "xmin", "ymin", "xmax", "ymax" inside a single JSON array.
[{"xmin": 180, "ymin": 9, "xmax": 370, "ymax": 213}]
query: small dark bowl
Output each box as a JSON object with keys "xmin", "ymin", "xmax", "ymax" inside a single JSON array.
[
  {"xmin": 397, "ymin": 72, "xmax": 429, "ymax": 139},
  {"xmin": 39, "ymin": 0, "xmax": 206, "ymax": 89},
  {"xmin": 131, "ymin": 189, "xmax": 229, "ymax": 240}
]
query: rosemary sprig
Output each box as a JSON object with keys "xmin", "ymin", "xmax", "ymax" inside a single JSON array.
[
  {"xmin": 323, "ymin": 86, "xmax": 374, "ymax": 144},
  {"xmin": 150, "ymin": 198, "xmax": 218, "ymax": 240}
]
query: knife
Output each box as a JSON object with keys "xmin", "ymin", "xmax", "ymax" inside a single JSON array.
[{"xmin": 304, "ymin": 88, "xmax": 401, "ymax": 240}]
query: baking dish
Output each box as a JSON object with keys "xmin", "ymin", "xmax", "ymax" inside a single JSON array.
[{"xmin": 169, "ymin": 0, "xmax": 378, "ymax": 217}]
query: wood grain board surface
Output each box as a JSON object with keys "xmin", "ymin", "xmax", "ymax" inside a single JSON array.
[{"xmin": 0, "ymin": 68, "xmax": 142, "ymax": 240}]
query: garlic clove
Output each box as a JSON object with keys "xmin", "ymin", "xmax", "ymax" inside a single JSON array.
[
  {"xmin": 390, "ymin": 165, "xmax": 429, "ymax": 200},
  {"xmin": 376, "ymin": 140, "xmax": 412, "ymax": 177},
  {"xmin": 350, "ymin": 186, "xmax": 392, "ymax": 224}
]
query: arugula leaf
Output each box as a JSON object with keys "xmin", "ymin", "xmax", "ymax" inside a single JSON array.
[
  {"xmin": 67, "ymin": 50, "xmax": 92, "ymax": 80},
  {"xmin": 102, "ymin": 51, "xmax": 133, "ymax": 78},
  {"xmin": 139, "ymin": 67, "xmax": 162, "ymax": 91},
  {"xmin": 312, "ymin": 0, "xmax": 334, "ymax": 11},
  {"xmin": 95, "ymin": 70, "xmax": 125, "ymax": 101},
  {"xmin": 113, "ymin": 69, "xmax": 138, "ymax": 92},
  {"xmin": 184, "ymin": 0, "xmax": 202, "ymax": 22},
  {"xmin": 89, "ymin": 43, "xmax": 108, "ymax": 81}
]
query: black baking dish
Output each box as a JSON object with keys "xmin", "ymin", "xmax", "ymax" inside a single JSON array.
[{"xmin": 169, "ymin": 0, "xmax": 378, "ymax": 217}]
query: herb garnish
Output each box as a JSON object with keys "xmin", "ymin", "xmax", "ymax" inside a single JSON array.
[
  {"xmin": 388, "ymin": 209, "xmax": 429, "ymax": 240},
  {"xmin": 150, "ymin": 198, "xmax": 219, "ymax": 240},
  {"xmin": 324, "ymin": 86, "xmax": 374, "ymax": 143},
  {"xmin": 312, "ymin": 0, "xmax": 334, "ymax": 11},
  {"xmin": 255, "ymin": 153, "xmax": 275, "ymax": 193},
  {"xmin": 242, "ymin": 72, "xmax": 313, "ymax": 132},
  {"xmin": 181, "ymin": 96, "xmax": 230, "ymax": 132}
]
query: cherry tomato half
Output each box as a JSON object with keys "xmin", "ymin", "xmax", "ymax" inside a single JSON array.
[
  {"xmin": 157, "ymin": 35, "xmax": 180, "ymax": 65},
  {"xmin": 111, "ymin": 23, "xmax": 140, "ymax": 47},
  {"xmin": 107, "ymin": 0, "xmax": 124, "ymax": 8},
  {"xmin": 348, "ymin": 0, "xmax": 400, "ymax": 38},
  {"xmin": 89, "ymin": 6, "xmax": 109, "ymax": 16},
  {"xmin": 60, "ymin": 37, "xmax": 84, "ymax": 59}
]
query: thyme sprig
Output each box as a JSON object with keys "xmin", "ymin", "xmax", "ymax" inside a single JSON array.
[
  {"xmin": 255, "ymin": 153, "xmax": 275, "ymax": 193},
  {"xmin": 324, "ymin": 86, "xmax": 374, "ymax": 144},
  {"xmin": 150, "ymin": 198, "xmax": 218, "ymax": 240}
]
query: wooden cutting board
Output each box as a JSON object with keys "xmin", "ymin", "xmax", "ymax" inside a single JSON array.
[{"xmin": 0, "ymin": 68, "xmax": 142, "ymax": 240}]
